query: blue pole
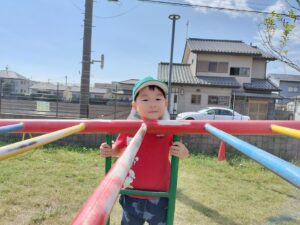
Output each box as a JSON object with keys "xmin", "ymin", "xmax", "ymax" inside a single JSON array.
[
  {"xmin": 0, "ymin": 123, "xmax": 23, "ymax": 134},
  {"xmin": 205, "ymin": 124, "xmax": 300, "ymax": 189}
]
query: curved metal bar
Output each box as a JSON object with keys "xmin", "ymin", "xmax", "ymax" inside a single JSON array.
[
  {"xmin": 0, "ymin": 123, "xmax": 23, "ymax": 134},
  {"xmin": 71, "ymin": 123, "xmax": 147, "ymax": 225},
  {"xmin": 205, "ymin": 124, "xmax": 300, "ymax": 189},
  {"xmin": 0, "ymin": 123, "xmax": 85, "ymax": 160},
  {"xmin": 271, "ymin": 124, "xmax": 300, "ymax": 139}
]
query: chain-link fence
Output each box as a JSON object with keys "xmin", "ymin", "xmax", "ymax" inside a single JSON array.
[{"xmin": 273, "ymin": 97, "xmax": 299, "ymax": 120}]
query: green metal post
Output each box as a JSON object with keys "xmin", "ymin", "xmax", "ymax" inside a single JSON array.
[
  {"xmin": 167, "ymin": 135, "xmax": 180, "ymax": 225},
  {"xmin": 105, "ymin": 135, "xmax": 112, "ymax": 225}
]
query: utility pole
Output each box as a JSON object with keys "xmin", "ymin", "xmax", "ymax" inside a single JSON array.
[{"xmin": 80, "ymin": 0, "xmax": 93, "ymax": 118}]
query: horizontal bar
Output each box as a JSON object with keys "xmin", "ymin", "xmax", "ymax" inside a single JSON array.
[
  {"xmin": 0, "ymin": 123, "xmax": 23, "ymax": 134},
  {"xmin": 0, "ymin": 123, "xmax": 85, "ymax": 160},
  {"xmin": 1, "ymin": 119, "xmax": 300, "ymax": 135},
  {"xmin": 205, "ymin": 124, "xmax": 300, "ymax": 189},
  {"xmin": 71, "ymin": 123, "xmax": 147, "ymax": 225},
  {"xmin": 120, "ymin": 189, "xmax": 169, "ymax": 198},
  {"xmin": 271, "ymin": 125, "xmax": 300, "ymax": 139}
]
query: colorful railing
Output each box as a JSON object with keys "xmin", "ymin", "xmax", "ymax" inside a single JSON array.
[{"xmin": 0, "ymin": 119, "xmax": 300, "ymax": 225}]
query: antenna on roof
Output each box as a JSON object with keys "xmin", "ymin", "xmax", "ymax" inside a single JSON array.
[{"xmin": 186, "ymin": 20, "xmax": 189, "ymax": 40}]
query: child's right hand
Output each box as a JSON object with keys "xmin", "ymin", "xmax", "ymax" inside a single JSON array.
[{"xmin": 99, "ymin": 142, "xmax": 114, "ymax": 157}]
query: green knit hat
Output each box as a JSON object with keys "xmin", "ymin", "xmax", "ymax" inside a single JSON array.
[{"xmin": 132, "ymin": 76, "xmax": 168, "ymax": 100}]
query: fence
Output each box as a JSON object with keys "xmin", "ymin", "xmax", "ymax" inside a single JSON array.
[{"xmin": 0, "ymin": 94, "xmax": 131, "ymax": 119}]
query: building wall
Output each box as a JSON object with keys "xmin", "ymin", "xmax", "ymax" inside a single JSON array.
[
  {"xmin": 279, "ymin": 81, "xmax": 300, "ymax": 98},
  {"xmin": 176, "ymin": 85, "xmax": 232, "ymax": 113},
  {"xmin": 195, "ymin": 54, "xmax": 252, "ymax": 86},
  {"xmin": 187, "ymin": 53, "xmax": 197, "ymax": 76},
  {"xmin": 251, "ymin": 59, "xmax": 266, "ymax": 79},
  {"xmin": 2, "ymin": 78, "xmax": 30, "ymax": 95}
]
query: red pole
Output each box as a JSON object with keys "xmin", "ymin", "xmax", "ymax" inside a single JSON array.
[
  {"xmin": 70, "ymin": 123, "xmax": 147, "ymax": 225},
  {"xmin": 0, "ymin": 119, "xmax": 300, "ymax": 135}
]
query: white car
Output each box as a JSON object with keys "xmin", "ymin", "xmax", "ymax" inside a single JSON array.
[{"xmin": 176, "ymin": 107, "xmax": 250, "ymax": 120}]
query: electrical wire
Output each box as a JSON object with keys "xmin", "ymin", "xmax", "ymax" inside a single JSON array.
[{"xmin": 137, "ymin": 0, "xmax": 300, "ymax": 18}]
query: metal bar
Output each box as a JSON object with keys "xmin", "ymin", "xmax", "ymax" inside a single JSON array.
[
  {"xmin": 1, "ymin": 119, "xmax": 300, "ymax": 135},
  {"xmin": 205, "ymin": 124, "xmax": 300, "ymax": 189},
  {"xmin": 167, "ymin": 135, "xmax": 180, "ymax": 225},
  {"xmin": 0, "ymin": 123, "xmax": 85, "ymax": 160},
  {"xmin": 271, "ymin": 124, "xmax": 300, "ymax": 139},
  {"xmin": 105, "ymin": 135, "xmax": 112, "ymax": 174},
  {"xmin": 70, "ymin": 123, "xmax": 147, "ymax": 225},
  {"xmin": 0, "ymin": 123, "xmax": 23, "ymax": 134},
  {"xmin": 120, "ymin": 189, "xmax": 169, "ymax": 198},
  {"xmin": 105, "ymin": 135, "xmax": 112, "ymax": 225}
]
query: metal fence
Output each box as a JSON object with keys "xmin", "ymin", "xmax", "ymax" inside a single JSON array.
[{"xmin": 0, "ymin": 91, "xmax": 132, "ymax": 119}]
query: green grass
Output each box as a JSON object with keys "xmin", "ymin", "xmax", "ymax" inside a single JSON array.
[{"xmin": 0, "ymin": 145, "xmax": 299, "ymax": 225}]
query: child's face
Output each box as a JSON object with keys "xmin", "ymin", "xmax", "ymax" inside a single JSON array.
[{"xmin": 132, "ymin": 86, "xmax": 167, "ymax": 120}]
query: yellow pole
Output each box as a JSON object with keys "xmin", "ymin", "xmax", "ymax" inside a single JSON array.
[
  {"xmin": 0, "ymin": 123, "xmax": 85, "ymax": 160},
  {"xmin": 271, "ymin": 124, "xmax": 300, "ymax": 139}
]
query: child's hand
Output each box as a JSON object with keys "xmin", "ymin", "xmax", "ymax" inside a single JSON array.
[
  {"xmin": 170, "ymin": 141, "xmax": 189, "ymax": 160},
  {"xmin": 99, "ymin": 142, "xmax": 114, "ymax": 157}
]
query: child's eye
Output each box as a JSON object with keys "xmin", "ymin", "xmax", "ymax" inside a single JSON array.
[
  {"xmin": 156, "ymin": 98, "xmax": 162, "ymax": 101},
  {"xmin": 142, "ymin": 99, "xmax": 148, "ymax": 102}
]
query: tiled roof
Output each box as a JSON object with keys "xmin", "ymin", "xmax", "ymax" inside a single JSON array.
[
  {"xmin": 186, "ymin": 38, "xmax": 276, "ymax": 60},
  {"xmin": 243, "ymin": 79, "xmax": 280, "ymax": 91},
  {"xmin": 268, "ymin": 73, "xmax": 300, "ymax": 82},
  {"xmin": 158, "ymin": 63, "xmax": 240, "ymax": 88},
  {"xmin": 0, "ymin": 70, "xmax": 27, "ymax": 79},
  {"xmin": 233, "ymin": 91, "xmax": 283, "ymax": 99}
]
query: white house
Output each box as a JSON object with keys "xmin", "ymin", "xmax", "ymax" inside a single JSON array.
[
  {"xmin": 0, "ymin": 68, "xmax": 32, "ymax": 95},
  {"xmin": 158, "ymin": 38, "xmax": 281, "ymax": 120}
]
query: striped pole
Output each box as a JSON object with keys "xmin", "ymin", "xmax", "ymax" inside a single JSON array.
[
  {"xmin": 70, "ymin": 123, "xmax": 147, "ymax": 225},
  {"xmin": 0, "ymin": 123, "xmax": 23, "ymax": 134},
  {"xmin": 271, "ymin": 124, "xmax": 300, "ymax": 139},
  {"xmin": 205, "ymin": 124, "xmax": 300, "ymax": 189},
  {"xmin": 0, "ymin": 123, "xmax": 85, "ymax": 160}
]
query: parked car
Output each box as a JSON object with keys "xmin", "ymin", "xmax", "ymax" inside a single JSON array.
[{"xmin": 176, "ymin": 107, "xmax": 250, "ymax": 120}]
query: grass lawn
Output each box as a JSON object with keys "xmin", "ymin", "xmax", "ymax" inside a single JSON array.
[{"xmin": 0, "ymin": 145, "xmax": 299, "ymax": 225}]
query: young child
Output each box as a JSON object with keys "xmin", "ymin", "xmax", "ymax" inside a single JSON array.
[{"xmin": 100, "ymin": 76, "xmax": 189, "ymax": 225}]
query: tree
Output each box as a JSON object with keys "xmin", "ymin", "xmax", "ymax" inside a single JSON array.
[{"xmin": 260, "ymin": 0, "xmax": 300, "ymax": 72}]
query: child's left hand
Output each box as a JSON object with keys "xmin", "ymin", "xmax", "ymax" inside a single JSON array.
[{"xmin": 170, "ymin": 141, "xmax": 189, "ymax": 160}]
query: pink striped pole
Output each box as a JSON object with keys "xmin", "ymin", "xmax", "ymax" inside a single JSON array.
[{"xmin": 70, "ymin": 123, "xmax": 147, "ymax": 225}]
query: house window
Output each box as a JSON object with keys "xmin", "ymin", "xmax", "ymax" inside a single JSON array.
[
  {"xmin": 197, "ymin": 61, "xmax": 228, "ymax": 73},
  {"xmin": 191, "ymin": 94, "xmax": 201, "ymax": 104},
  {"xmin": 230, "ymin": 67, "xmax": 250, "ymax": 76},
  {"xmin": 288, "ymin": 87, "xmax": 298, "ymax": 92},
  {"xmin": 208, "ymin": 96, "xmax": 229, "ymax": 106}
]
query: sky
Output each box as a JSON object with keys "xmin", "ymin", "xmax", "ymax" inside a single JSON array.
[{"xmin": 0, "ymin": 0, "xmax": 300, "ymax": 86}]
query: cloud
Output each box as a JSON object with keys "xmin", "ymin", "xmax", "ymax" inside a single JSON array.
[
  {"xmin": 265, "ymin": 0, "xmax": 287, "ymax": 13},
  {"xmin": 184, "ymin": 0, "xmax": 252, "ymax": 17}
]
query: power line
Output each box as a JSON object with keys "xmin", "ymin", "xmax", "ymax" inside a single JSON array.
[
  {"xmin": 137, "ymin": 0, "xmax": 300, "ymax": 18},
  {"xmin": 94, "ymin": 4, "xmax": 140, "ymax": 19}
]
